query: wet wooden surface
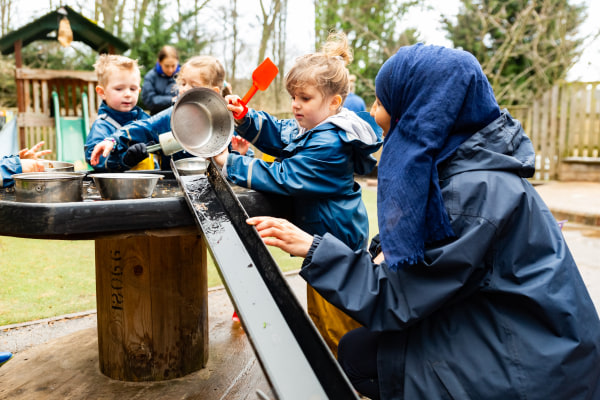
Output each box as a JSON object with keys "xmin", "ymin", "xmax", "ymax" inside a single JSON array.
[{"xmin": 0, "ymin": 273, "xmax": 307, "ymax": 399}]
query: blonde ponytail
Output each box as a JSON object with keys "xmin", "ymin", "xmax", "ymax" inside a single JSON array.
[{"xmin": 286, "ymin": 31, "xmax": 352, "ymax": 101}]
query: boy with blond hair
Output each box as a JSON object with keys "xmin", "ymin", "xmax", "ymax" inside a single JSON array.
[{"xmin": 84, "ymin": 54, "xmax": 152, "ymax": 171}]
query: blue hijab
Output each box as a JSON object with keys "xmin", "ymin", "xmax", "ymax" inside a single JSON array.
[{"xmin": 375, "ymin": 43, "xmax": 500, "ymax": 269}]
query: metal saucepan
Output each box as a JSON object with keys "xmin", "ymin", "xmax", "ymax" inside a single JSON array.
[
  {"xmin": 89, "ymin": 173, "xmax": 164, "ymax": 200},
  {"xmin": 170, "ymin": 87, "xmax": 234, "ymax": 158},
  {"xmin": 13, "ymin": 172, "xmax": 84, "ymax": 203}
]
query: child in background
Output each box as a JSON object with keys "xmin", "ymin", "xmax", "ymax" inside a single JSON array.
[
  {"xmin": 214, "ymin": 32, "xmax": 383, "ymax": 356},
  {"xmin": 1, "ymin": 141, "xmax": 51, "ymax": 187},
  {"xmin": 142, "ymin": 45, "xmax": 180, "ymax": 115},
  {"xmin": 90, "ymin": 56, "xmax": 251, "ymax": 170},
  {"xmin": 343, "ymin": 74, "xmax": 366, "ymax": 112},
  {"xmin": 84, "ymin": 54, "xmax": 151, "ymax": 172}
]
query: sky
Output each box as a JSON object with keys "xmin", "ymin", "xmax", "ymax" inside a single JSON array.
[
  {"xmin": 11, "ymin": 0, "xmax": 600, "ymax": 82},
  {"xmin": 399, "ymin": 0, "xmax": 600, "ymax": 82}
]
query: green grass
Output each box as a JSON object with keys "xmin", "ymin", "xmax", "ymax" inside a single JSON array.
[{"xmin": 0, "ymin": 185, "xmax": 378, "ymax": 326}]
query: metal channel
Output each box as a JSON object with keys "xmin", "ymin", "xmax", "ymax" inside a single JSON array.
[{"xmin": 174, "ymin": 159, "xmax": 358, "ymax": 400}]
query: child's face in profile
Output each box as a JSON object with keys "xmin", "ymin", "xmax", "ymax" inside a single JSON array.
[
  {"xmin": 97, "ymin": 68, "xmax": 141, "ymax": 112},
  {"xmin": 370, "ymin": 97, "xmax": 391, "ymax": 136},
  {"xmin": 290, "ymin": 85, "xmax": 339, "ymax": 130}
]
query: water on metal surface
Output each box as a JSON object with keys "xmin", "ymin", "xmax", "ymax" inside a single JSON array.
[{"xmin": 174, "ymin": 160, "xmax": 358, "ymax": 400}]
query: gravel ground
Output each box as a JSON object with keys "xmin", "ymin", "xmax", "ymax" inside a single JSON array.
[{"xmin": 0, "ymin": 311, "xmax": 97, "ymax": 354}]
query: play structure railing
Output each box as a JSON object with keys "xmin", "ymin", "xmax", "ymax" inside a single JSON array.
[{"xmin": 16, "ymin": 67, "xmax": 99, "ymax": 160}]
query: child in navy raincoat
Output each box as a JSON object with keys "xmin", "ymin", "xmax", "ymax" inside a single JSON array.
[
  {"xmin": 214, "ymin": 32, "xmax": 383, "ymax": 356},
  {"xmin": 247, "ymin": 44, "xmax": 600, "ymax": 399},
  {"xmin": 90, "ymin": 56, "xmax": 252, "ymax": 170},
  {"xmin": 141, "ymin": 45, "xmax": 179, "ymax": 115},
  {"xmin": 84, "ymin": 55, "xmax": 151, "ymax": 172},
  {"xmin": 1, "ymin": 141, "xmax": 51, "ymax": 187}
]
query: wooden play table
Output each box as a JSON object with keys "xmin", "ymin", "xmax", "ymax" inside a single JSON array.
[{"xmin": 0, "ymin": 172, "xmax": 290, "ymax": 382}]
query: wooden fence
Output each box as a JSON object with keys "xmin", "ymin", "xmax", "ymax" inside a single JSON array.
[
  {"xmin": 12, "ymin": 73, "xmax": 600, "ymax": 181},
  {"xmin": 507, "ymin": 81, "xmax": 600, "ymax": 181},
  {"xmin": 16, "ymin": 67, "xmax": 99, "ymax": 160}
]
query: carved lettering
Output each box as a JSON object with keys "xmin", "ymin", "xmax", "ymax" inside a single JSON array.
[{"xmin": 110, "ymin": 249, "xmax": 124, "ymax": 311}]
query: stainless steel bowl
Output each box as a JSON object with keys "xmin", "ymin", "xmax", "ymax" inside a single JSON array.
[
  {"xmin": 39, "ymin": 160, "xmax": 75, "ymax": 172},
  {"xmin": 90, "ymin": 173, "xmax": 164, "ymax": 200},
  {"xmin": 13, "ymin": 172, "xmax": 84, "ymax": 203},
  {"xmin": 171, "ymin": 87, "xmax": 234, "ymax": 158},
  {"xmin": 89, "ymin": 173, "xmax": 164, "ymax": 200},
  {"xmin": 174, "ymin": 157, "xmax": 209, "ymax": 175}
]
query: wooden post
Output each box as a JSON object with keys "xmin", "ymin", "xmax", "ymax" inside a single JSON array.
[
  {"xmin": 95, "ymin": 229, "xmax": 208, "ymax": 381},
  {"xmin": 14, "ymin": 39, "xmax": 26, "ymax": 148}
]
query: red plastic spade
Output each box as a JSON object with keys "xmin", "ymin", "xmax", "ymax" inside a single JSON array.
[{"xmin": 232, "ymin": 57, "xmax": 279, "ymax": 119}]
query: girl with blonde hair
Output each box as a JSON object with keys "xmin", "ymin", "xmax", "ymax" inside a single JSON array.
[{"xmin": 215, "ymin": 32, "xmax": 383, "ymax": 356}]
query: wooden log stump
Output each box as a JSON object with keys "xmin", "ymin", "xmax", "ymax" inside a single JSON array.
[{"xmin": 94, "ymin": 228, "xmax": 208, "ymax": 381}]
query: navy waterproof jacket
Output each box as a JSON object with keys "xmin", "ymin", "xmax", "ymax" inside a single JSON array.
[
  {"xmin": 142, "ymin": 67, "xmax": 177, "ymax": 115},
  {"xmin": 226, "ymin": 108, "xmax": 383, "ymax": 250},
  {"xmin": 0, "ymin": 155, "xmax": 20, "ymax": 187},
  {"xmin": 84, "ymin": 101, "xmax": 150, "ymax": 172},
  {"xmin": 301, "ymin": 110, "xmax": 600, "ymax": 399}
]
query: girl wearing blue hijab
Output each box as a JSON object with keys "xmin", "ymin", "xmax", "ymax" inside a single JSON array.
[{"xmin": 248, "ymin": 44, "xmax": 600, "ymax": 399}]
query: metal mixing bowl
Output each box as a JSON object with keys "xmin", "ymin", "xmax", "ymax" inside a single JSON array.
[
  {"xmin": 13, "ymin": 172, "xmax": 84, "ymax": 203},
  {"xmin": 174, "ymin": 157, "xmax": 209, "ymax": 175},
  {"xmin": 89, "ymin": 173, "xmax": 164, "ymax": 200},
  {"xmin": 39, "ymin": 160, "xmax": 75, "ymax": 172},
  {"xmin": 171, "ymin": 88, "xmax": 234, "ymax": 158}
]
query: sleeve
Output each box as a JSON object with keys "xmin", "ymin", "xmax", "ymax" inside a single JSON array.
[
  {"xmin": 84, "ymin": 120, "xmax": 127, "ymax": 172},
  {"xmin": 299, "ymin": 214, "xmax": 496, "ymax": 331},
  {"xmin": 111, "ymin": 108, "xmax": 172, "ymax": 165},
  {"xmin": 225, "ymin": 128, "xmax": 354, "ymax": 197},
  {"xmin": 0, "ymin": 155, "xmax": 21, "ymax": 187},
  {"xmin": 234, "ymin": 109, "xmax": 293, "ymax": 157}
]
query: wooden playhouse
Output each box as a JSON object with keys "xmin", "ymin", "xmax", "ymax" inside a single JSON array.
[{"xmin": 0, "ymin": 6, "xmax": 129, "ymax": 165}]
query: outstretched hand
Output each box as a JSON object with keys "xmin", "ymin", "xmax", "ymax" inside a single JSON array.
[
  {"xmin": 231, "ymin": 135, "xmax": 250, "ymax": 155},
  {"xmin": 90, "ymin": 140, "xmax": 114, "ymax": 166},
  {"xmin": 19, "ymin": 141, "xmax": 51, "ymax": 160},
  {"xmin": 246, "ymin": 216, "xmax": 314, "ymax": 258}
]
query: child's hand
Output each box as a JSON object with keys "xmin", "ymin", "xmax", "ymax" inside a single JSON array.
[
  {"xmin": 20, "ymin": 159, "xmax": 45, "ymax": 173},
  {"xmin": 212, "ymin": 147, "xmax": 230, "ymax": 169},
  {"xmin": 231, "ymin": 135, "xmax": 250, "ymax": 155},
  {"xmin": 19, "ymin": 141, "xmax": 51, "ymax": 159},
  {"xmin": 90, "ymin": 140, "xmax": 114, "ymax": 166},
  {"xmin": 122, "ymin": 143, "xmax": 149, "ymax": 167},
  {"xmin": 225, "ymin": 95, "xmax": 245, "ymax": 120},
  {"xmin": 246, "ymin": 216, "xmax": 314, "ymax": 258}
]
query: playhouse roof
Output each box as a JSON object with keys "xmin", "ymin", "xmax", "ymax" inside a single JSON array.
[{"xmin": 0, "ymin": 6, "xmax": 129, "ymax": 55}]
